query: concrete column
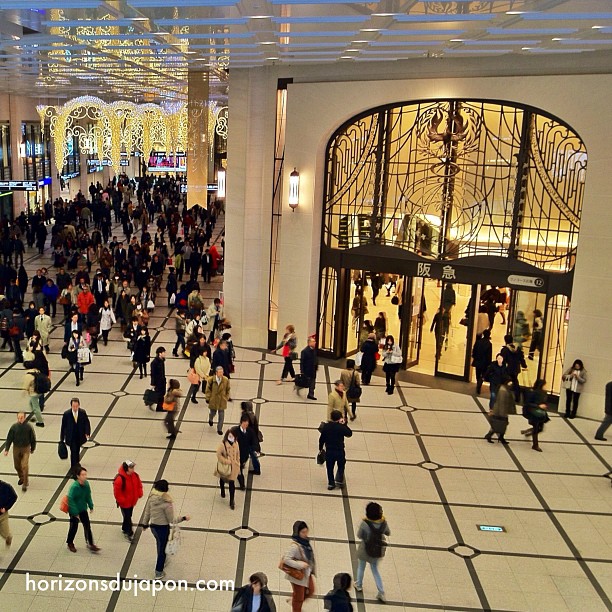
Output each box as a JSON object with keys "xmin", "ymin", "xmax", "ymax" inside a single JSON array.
[{"xmin": 8, "ymin": 95, "xmax": 26, "ymax": 215}]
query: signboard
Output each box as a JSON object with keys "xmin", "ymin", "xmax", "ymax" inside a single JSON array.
[
  {"xmin": 37, "ymin": 177, "xmax": 52, "ymax": 187},
  {"xmin": 507, "ymin": 274, "xmax": 545, "ymax": 289},
  {"xmin": 147, "ymin": 152, "xmax": 186, "ymax": 173},
  {"xmin": 477, "ymin": 525, "xmax": 505, "ymax": 532},
  {"xmin": 0, "ymin": 180, "xmax": 38, "ymax": 191}
]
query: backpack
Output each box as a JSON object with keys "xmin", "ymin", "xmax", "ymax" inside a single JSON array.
[
  {"xmin": 364, "ymin": 520, "xmax": 387, "ymax": 558},
  {"xmin": 0, "ymin": 316, "xmax": 8, "ymax": 332},
  {"xmin": 114, "ymin": 473, "xmax": 126, "ymax": 491},
  {"xmin": 34, "ymin": 372, "xmax": 51, "ymax": 394},
  {"xmin": 347, "ymin": 372, "xmax": 362, "ymax": 400}
]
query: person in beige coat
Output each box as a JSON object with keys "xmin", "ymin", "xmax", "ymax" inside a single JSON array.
[
  {"xmin": 188, "ymin": 352, "xmax": 211, "ymax": 404},
  {"xmin": 327, "ymin": 380, "xmax": 350, "ymax": 421},
  {"xmin": 283, "ymin": 520, "xmax": 316, "ymax": 612},
  {"xmin": 34, "ymin": 306, "xmax": 52, "ymax": 352},
  {"xmin": 214, "ymin": 430, "xmax": 241, "ymax": 510},
  {"xmin": 205, "ymin": 365, "xmax": 231, "ymax": 434},
  {"xmin": 340, "ymin": 360, "xmax": 361, "ymax": 421}
]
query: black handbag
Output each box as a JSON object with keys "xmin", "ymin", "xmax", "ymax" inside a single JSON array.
[
  {"xmin": 143, "ymin": 389, "xmax": 160, "ymax": 406},
  {"xmin": 294, "ymin": 374, "xmax": 310, "ymax": 388},
  {"xmin": 316, "ymin": 449, "xmax": 326, "ymax": 465},
  {"xmin": 58, "ymin": 440, "xmax": 68, "ymax": 460}
]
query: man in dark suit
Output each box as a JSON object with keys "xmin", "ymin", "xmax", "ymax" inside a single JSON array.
[
  {"xmin": 63, "ymin": 312, "xmax": 82, "ymax": 343},
  {"xmin": 201, "ymin": 249, "xmax": 212, "ymax": 284},
  {"xmin": 92, "ymin": 271, "xmax": 108, "ymax": 307},
  {"xmin": 150, "ymin": 347, "xmax": 167, "ymax": 412},
  {"xmin": 232, "ymin": 414, "xmax": 261, "ymax": 486},
  {"xmin": 114, "ymin": 242, "xmax": 127, "ymax": 270},
  {"xmin": 60, "ymin": 398, "xmax": 91, "ymax": 469},
  {"xmin": 300, "ymin": 336, "xmax": 318, "ymax": 401}
]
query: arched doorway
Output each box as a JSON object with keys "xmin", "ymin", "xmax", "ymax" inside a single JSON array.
[{"xmin": 317, "ymin": 99, "xmax": 586, "ymax": 392}]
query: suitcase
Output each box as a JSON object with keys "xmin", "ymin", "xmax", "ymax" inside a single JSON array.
[
  {"xmin": 143, "ymin": 389, "xmax": 160, "ymax": 406},
  {"xmin": 294, "ymin": 374, "xmax": 310, "ymax": 389}
]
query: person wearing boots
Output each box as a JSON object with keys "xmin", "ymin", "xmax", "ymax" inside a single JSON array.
[
  {"xmin": 501, "ymin": 334, "xmax": 527, "ymax": 402},
  {"xmin": 133, "ymin": 326, "xmax": 152, "ymax": 379},
  {"xmin": 112, "ymin": 460, "xmax": 143, "ymax": 541},
  {"xmin": 484, "ymin": 376, "xmax": 516, "ymax": 445},
  {"xmin": 150, "ymin": 347, "xmax": 167, "ymax": 412},
  {"xmin": 215, "ymin": 429, "xmax": 240, "ymax": 510}
]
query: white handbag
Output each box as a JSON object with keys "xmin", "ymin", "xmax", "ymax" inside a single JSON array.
[
  {"xmin": 165, "ymin": 523, "xmax": 181, "ymax": 555},
  {"xmin": 169, "ymin": 293, "xmax": 176, "ymax": 305},
  {"xmin": 147, "ymin": 299, "xmax": 155, "ymax": 310}
]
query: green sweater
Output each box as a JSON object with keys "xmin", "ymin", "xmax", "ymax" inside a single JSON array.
[
  {"xmin": 5, "ymin": 422, "xmax": 36, "ymax": 452},
  {"xmin": 68, "ymin": 480, "xmax": 94, "ymax": 515}
]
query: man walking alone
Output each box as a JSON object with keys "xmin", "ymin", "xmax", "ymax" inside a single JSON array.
[{"xmin": 4, "ymin": 412, "xmax": 36, "ymax": 491}]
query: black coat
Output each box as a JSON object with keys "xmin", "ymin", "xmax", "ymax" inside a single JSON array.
[
  {"xmin": 132, "ymin": 335, "xmax": 151, "ymax": 364},
  {"xmin": 64, "ymin": 319, "xmax": 83, "ymax": 342},
  {"xmin": 300, "ymin": 346, "xmax": 318, "ymax": 378},
  {"xmin": 0, "ymin": 480, "xmax": 17, "ymax": 512},
  {"xmin": 232, "ymin": 426, "xmax": 256, "ymax": 464},
  {"xmin": 485, "ymin": 362, "xmax": 507, "ymax": 389},
  {"xmin": 318, "ymin": 421, "xmax": 352, "ymax": 453},
  {"xmin": 501, "ymin": 344, "xmax": 526, "ymax": 376},
  {"xmin": 359, "ymin": 339, "xmax": 378, "ymax": 372},
  {"xmin": 212, "ymin": 347, "xmax": 231, "ymax": 377},
  {"xmin": 60, "ymin": 408, "xmax": 91, "ymax": 447},
  {"xmin": 231, "ymin": 585, "xmax": 276, "ymax": 612},
  {"xmin": 472, "ymin": 336, "xmax": 492, "ymax": 368},
  {"xmin": 323, "ymin": 589, "xmax": 353, "ymax": 612},
  {"xmin": 150, "ymin": 356, "xmax": 166, "ymax": 391}
]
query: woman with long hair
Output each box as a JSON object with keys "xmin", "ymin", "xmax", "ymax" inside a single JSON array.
[
  {"xmin": 99, "ymin": 298, "xmax": 116, "ymax": 346},
  {"xmin": 133, "ymin": 326, "xmax": 152, "ymax": 379},
  {"xmin": 562, "ymin": 359, "xmax": 587, "ymax": 419},
  {"xmin": 522, "ymin": 379, "xmax": 549, "ymax": 451},
  {"xmin": 66, "ymin": 329, "xmax": 90, "ymax": 386},
  {"xmin": 382, "ymin": 335, "xmax": 402, "ymax": 395}
]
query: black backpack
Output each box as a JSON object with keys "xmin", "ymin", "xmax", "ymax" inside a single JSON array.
[
  {"xmin": 364, "ymin": 520, "xmax": 387, "ymax": 558},
  {"xmin": 347, "ymin": 372, "xmax": 362, "ymax": 400},
  {"xmin": 34, "ymin": 372, "xmax": 51, "ymax": 394}
]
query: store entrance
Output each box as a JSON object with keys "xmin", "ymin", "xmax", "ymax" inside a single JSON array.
[{"xmin": 343, "ymin": 269, "xmax": 552, "ymax": 384}]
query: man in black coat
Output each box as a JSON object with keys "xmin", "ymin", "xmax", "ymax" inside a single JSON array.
[
  {"xmin": 472, "ymin": 329, "xmax": 492, "ymax": 395},
  {"xmin": 150, "ymin": 346, "xmax": 167, "ymax": 412},
  {"xmin": 300, "ymin": 336, "xmax": 318, "ymax": 401},
  {"xmin": 212, "ymin": 340, "xmax": 231, "ymax": 378},
  {"xmin": 91, "ymin": 271, "xmax": 108, "ymax": 307},
  {"xmin": 232, "ymin": 415, "xmax": 261, "ymax": 488},
  {"xmin": 0, "ymin": 479, "xmax": 17, "ymax": 546},
  {"xmin": 60, "ymin": 398, "xmax": 91, "ymax": 469},
  {"xmin": 318, "ymin": 410, "xmax": 352, "ymax": 490},
  {"xmin": 201, "ymin": 249, "xmax": 212, "ymax": 284}
]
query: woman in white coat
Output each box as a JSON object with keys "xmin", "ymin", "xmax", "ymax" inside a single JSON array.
[{"xmin": 99, "ymin": 299, "xmax": 116, "ymax": 346}]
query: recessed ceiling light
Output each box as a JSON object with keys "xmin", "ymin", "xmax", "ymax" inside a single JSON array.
[
  {"xmin": 592, "ymin": 25, "xmax": 604, "ymax": 29},
  {"xmin": 360, "ymin": 28, "xmax": 381, "ymax": 32},
  {"xmin": 506, "ymin": 11, "xmax": 526, "ymax": 15},
  {"xmin": 250, "ymin": 15, "xmax": 272, "ymax": 19},
  {"xmin": 372, "ymin": 13, "xmax": 398, "ymax": 17},
  {"xmin": 266, "ymin": 56, "xmax": 279, "ymax": 60},
  {"xmin": 345, "ymin": 48, "xmax": 359, "ymax": 52},
  {"xmin": 450, "ymin": 39, "xmax": 464, "ymax": 42},
  {"xmin": 340, "ymin": 55, "xmax": 355, "ymax": 59},
  {"xmin": 352, "ymin": 40, "xmax": 369, "ymax": 43},
  {"xmin": 522, "ymin": 47, "xmax": 532, "ymax": 50},
  {"xmin": 259, "ymin": 41, "xmax": 276, "ymax": 44},
  {"xmin": 552, "ymin": 37, "xmax": 563, "ymax": 41}
]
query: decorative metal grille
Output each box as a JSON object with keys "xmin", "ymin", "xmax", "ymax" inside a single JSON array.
[
  {"xmin": 318, "ymin": 267, "xmax": 338, "ymax": 353},
  {"xmin": 323, "ymin": 100, "xmax": 585, "ymax": 273}
]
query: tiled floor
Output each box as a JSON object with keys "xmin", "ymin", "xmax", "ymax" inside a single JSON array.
[{"xmin": 0, "ymin": 215, "xmax": 611, "ymax": 611}]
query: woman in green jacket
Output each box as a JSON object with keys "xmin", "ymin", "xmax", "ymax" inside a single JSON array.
[{"xmin": 67, "ymin": 466, "xmax": 100, "ymax": 553}]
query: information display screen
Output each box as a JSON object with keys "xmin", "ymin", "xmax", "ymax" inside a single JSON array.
[{"xmin": 147, "ymin": 152, "xmax": 186, "ymax": 173}]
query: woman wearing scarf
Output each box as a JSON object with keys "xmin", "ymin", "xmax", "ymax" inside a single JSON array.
[
  {"xmin": 354, "ymin": 502, "xmax": 390, "ymax": 603},
  {"xmin": 141, "ymin": 479, "xmax": 190, "ymax": 579},
  {"xmin": 282, "ymin": 520, "xmax": 316, "ymax": 611},
  {"xmin": 215, "ymin": 429, "xmax": 240, "ymax": 510}
]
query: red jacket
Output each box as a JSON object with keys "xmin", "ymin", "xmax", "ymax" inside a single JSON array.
[
  {"xmin": 113, "ymin": 465, "xmax": 144, "ymax": 509},
  {"xmin": 77, "ymin": 290, "xmax": 95, "ymax": 315}
]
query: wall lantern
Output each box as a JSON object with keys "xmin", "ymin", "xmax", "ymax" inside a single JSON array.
[
  {"xmin": 217, "ymin": 168, "xmax": 226, "ymax": 198},
  {"xmin": 288, "ymin": 167, "xmax": 300, "ymax": 211}
]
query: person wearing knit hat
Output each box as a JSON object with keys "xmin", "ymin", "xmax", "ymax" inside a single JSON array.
[{"xmin": 231, "ymin": 572, "xmax": 277, "ymax": 611}]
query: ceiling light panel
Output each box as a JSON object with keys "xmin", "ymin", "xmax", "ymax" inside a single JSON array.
[{"xmin": 272, "ymin": 16, "xmax": 370, "ymax": 23}]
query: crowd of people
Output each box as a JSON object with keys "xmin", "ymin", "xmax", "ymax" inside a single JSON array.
[{"xmin": 0, "ymin": 176, "xmax": 610, "ymax": 612}]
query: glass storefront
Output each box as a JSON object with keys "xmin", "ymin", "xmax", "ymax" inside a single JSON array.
[{"xmin": 317, "ymin": 99, "xmax": 586, "ymax": 392}]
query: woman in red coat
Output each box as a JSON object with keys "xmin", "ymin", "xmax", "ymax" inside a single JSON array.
[
  {"xmin": 209, "ymin": 245, "xmax": 220, "ymax": 276},
  {"xmin": 113, "ymin": 460, "xmax": 144, "ymax": 541}
]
